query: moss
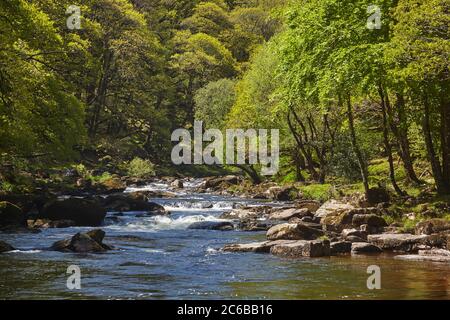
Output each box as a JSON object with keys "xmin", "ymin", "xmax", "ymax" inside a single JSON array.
[{"xmin": 299, "ymin": 184, "xmax": 334, "ymax": 202}]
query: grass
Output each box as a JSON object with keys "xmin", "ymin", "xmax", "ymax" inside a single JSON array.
[{"xmin": 298, "ymin": 184, "xmax": 334, "ymax": 202}]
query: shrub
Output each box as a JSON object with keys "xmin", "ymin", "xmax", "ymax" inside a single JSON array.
[
  {"xmin": 127, "ymin": 157, "xmax": 155, "ymax": 178},
  {"xmin": 299, "ymin": 184, "xmax": 334, "ymax": 202}
]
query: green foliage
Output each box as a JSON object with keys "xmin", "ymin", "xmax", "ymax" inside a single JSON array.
[
  {"xmin": 194, "ymin": 78, "xmax": 236, "ymax": 129},
  {"xmin": 127, "ymin": 157, "xmax": 155, "ymax": 178}
]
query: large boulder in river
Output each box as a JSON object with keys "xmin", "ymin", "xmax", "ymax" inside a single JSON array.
[
  {"xmin": 223, "ymin": 240, "xmax": 296, "ymax": 253},
  {"xmin": 269, "ymin": 208, "xmax": 311, "ymax": 221},
  {"xmin": 367, "ymin": 233, "xmax": 433, "ymax": 252},
  {"xmin": 270, "ymin": 239, "xmax": 330, "ymax": 257},
  {"xmin": 314, "ymin": 200, "xmax": 355, "ymax": 219},
  {"xmin": 188, "ymin": 221, "xmax": 234, "ymax": 231},
  {"xmin": 0, "ymin": 201, "xmax": 24, "ymax": 227},
  {"xmin": 203, "ymin": 175, "xmax": 239, "ymax": 190},
  {"xmin": 415, "ymin": 219, "xmax": 450, "ymax": 235},
  {"xmin": 0, "ymin": 240, "xmax": 15, "ymax": 253},
  {"xmin": 102, "ymin": 194, "xmax": 166, "ymax": 214},
  {"xmin": 330, "ymin": 241, "xmax": 352, "ymax": 255},
  {"xmin": 40, "ymin": 198, "xmax": 106, "ymax": 226},
  {"xmin": 51, "ymin": 229, "xmax": 112, "ymax": 253},
  {"xmin": 170, "ymin": 179, "xmax": 184, "ymax": 189},
  {"xmin": 351, "ymin": 242, "xmax": 382, "ymax": 254},
  {"xmin": 266, "ymin": 222, "xmax": 324, "ymax": 241}
]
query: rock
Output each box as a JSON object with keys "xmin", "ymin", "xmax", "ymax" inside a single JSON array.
[
  {"xmin": 238, "ymin": 219, "xmax": 276, "ymax": 231},
  {"xmin": 171, "ymin": 179, "xmax": 184, "ymax": 189},
  {"xmin": 51, "ymin": 229, "xmax": 112, "ymax": 253},
  {"xmin": 295, "ymin": 200, "xmax": 321, "ymax": 213},
  {"xmin": 314, "ymin": 200, "xmax": 355, "ymax": 219},
  {"xmin": 367, "ymin": 187, "xmax": 390, "ymax": 204},
  {"xmin": 394, "ymin": 252, "xmax": 450, "ymax": 262},
  {"xmin": 418, "ymin": 248, "xmax": 450, "ymax": 256},
  {"xmin": 223, "ymin": 240, "xmax": 295, "ymax": 253},
  {"xmin": 320, "ymin": 210, "xmax": 354, "ymax": 232},
  {"xmin": 100, "ymin": 175, "xmax": 127, "ymax": 193},
  {"xmin": 266, "ymin": 223, "xmax": 324, "ymax": 241},
  {"xmin": 351, "ymin": 242, "xmax": 382, "ymax": 254},
  {"xmin": 203, "ymin": 175, "xmax": 239, "ymax": 190},
  {"xmin": 188, "ymin": 221, "xmax": 234, "ymax": 231},
  {"xmin": 415, "ymin": 219, "xmax": 450, "ymax": 235},
  {"xmin": 40, "ymin": 198, "xmax": 106, "ymax": 226},
  {"xmin": 367, "ymin": 233, "xmax": 431, "ymax": 252},
  {"xmin": 330, "ymin": 241, "xmax": 352, "ymax": 255},
  {"xmin": 345, "ymin": 235, "xmax": 367, "ymax": 243},
  {"xmin": 352, "ymin": 214, "xmax": 387, "ymax": 227},
  {"xmin": 0, "ymin": 240, "xmax": 15, "ymax": 253},
  {"xmin": 0, "ymin": 201, "xmax": 24, "ymax": 227},
  {"xmin": 102, "ymin": 194, "xmax": 166, "ymax": 214},
  {"xmin": 269, "ymin": 208, "xmax": 311, "ymax": 221},
  {"xmin": 219, "ymin": 206, "xmax": 271, "ymax": 220},
  {"xmin": 270, "ymin": 240, "xmax": 331, "ymax": 257},
  {"xmin": 266, "ymin": 186, "xmax": 299, "ymax": 201},
  {"xmin": 342, "ymin": 228, "xmax": 368, "ymax": 240},
  {"xmin": 27, "ymin": 219, "xmax": 76, "ymax": 229}
]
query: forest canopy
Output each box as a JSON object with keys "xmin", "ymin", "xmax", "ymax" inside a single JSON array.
[{"xmin": 1, "ymin": 0, "xmax": 449, "ymax": 197}]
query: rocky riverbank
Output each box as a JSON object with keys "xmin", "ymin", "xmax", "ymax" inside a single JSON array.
[{"xmin": 1, "ymin": 175, "xmax": 450, "ymax": 263}]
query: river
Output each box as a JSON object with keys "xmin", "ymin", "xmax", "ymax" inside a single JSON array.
[{"xmin": 0, "ymin": 179, "xmax": 449, "ymax": 299}]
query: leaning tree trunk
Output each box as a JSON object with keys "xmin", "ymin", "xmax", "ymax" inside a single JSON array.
[
  {"xmin": 346, "ymin": 95, "xmax": 370, "ymax": 197},
  {"xmin": 379, "ymin": 85, "xmax": 406, "ymax": 196},
  {"xmin": 235, "ymin": 164, "xmax": 261, "ymax": 184},
  {"xmin": 422, "ymin": 94, "xmax": 447, "ymax": 195},
  {"xmin": 388, "ymin": 93, "xmax": 421, "ymax": 184}
]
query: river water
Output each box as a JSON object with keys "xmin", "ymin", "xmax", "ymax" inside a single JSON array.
[{"xmin": 0, "ymin": 180, "xmax": 449, "ymax": 299}]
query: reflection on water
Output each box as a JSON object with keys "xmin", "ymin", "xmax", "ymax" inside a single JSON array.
[{"xmin": 0, "ymin": 181, "xmax": 449, "ymax": 300}]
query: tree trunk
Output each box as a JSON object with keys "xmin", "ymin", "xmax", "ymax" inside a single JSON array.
[
  {"xmin": 387, "ymin": 93, "xmax": 421, "ymax": 184},
  {"xmin": 379, "ymin": 85, "xmax": 406, "ymax": 196},
  {"xmin": 235, "ymin": 164, "xmax": 261, "ymax": 184},
  {"xmin": 439, "ymin": 93, "xmax": 450, "ymax": 191},
  {"xmin": 346, "ymin": 95, "xmax": 370, "ymax": 196},
  {"xmin": 422, "ymin": 94, "xmax": 447, "ymax": 194}
]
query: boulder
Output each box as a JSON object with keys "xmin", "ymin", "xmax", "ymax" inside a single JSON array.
[
  {"xmin": 345, "ymin": 235, "xmax": 367, "ymax": 243},
  {"xmin": 367, "ymin": 233, "xmax": 431, "ymax": 252},
  {"xmin": 266, "ymin": 186, "xmax": 299, "ymax": 201},
  {"xmin": 266, "ymin": 223, "xmax": 324, "ymax": 241},
  {"xmin": 223, "ymin": 240, "xmax": 296, "ymax": 253},
  {"xmin": 0, "ymin": 201, "xmax": 24, "ymax": 227},
  {"xmin": 352, "ymin": 214, "xmax": 387, "ymax": 227},
  {"xmin": 330, "ymin": 241, "xmax": 352, "ymax": 255},
  {"xmin": 238, "ymin": 219, "xmax": 276, "ymax": 232},
  {"xmin": 203, "ymin": 175, "xmax": 239, "ymax": 190},
  {"xmin": 314, "ymin": 200, "xmax": 355, "ymax": 219},
  {"xmin": 188, "ymin": 221, "xmax": 234, "ymax": 231},
  {"xmin": 270, "ymin": 240, "xmax": 331, "ymax": 257},
  {"xmin": 0, "ymin": 240, "xmax": 15, "ymax": 253},
  {"xmin": 171, "ymin": 179, "xmax": 184, "ymax": 189},
  {"xmin": 394, "ymin": 249, "xmax": 450, "ymax": 262},
  {"xmin": 27, "ymin": 219, "xmax": 76, "ymax": 229},
  {"xmin": 342, "ymin": 228, "xmax": 368, "ymax": 240},
  {"xmin": 102, "ymin": 194, "xmax": 166, "ymax": 214},
  {"xmin": 295, "ymin": 200, "xmax": 321, "ymax": 213},
  {"xmin": 220, "ymin": 206, "xmax": 271, "ymax": 220},
  {"xmin": 51, "ymin": 229, "xmax": 112, "ymax": 253},
  {"xmin": 351, "ymin": 242, "xmax": 382, "ymax": 254},
  {"xmin": 320, "ymin": 211, "xmax": 354, "ymax": 232},
  {"xmin": 40, "ymin": 198, "xmax": 106, "ymax": 226},
  {"xmin": 415, "ymin": 219, "xmax": 450, "ymax": 235},
  {"xmin": 269, "ymin": 208, "xmax": 311, "ymax": 221}
]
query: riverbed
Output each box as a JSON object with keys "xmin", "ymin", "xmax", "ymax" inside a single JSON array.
[{"xmin": 0, "ymin": 180, "xmax": 449, "ymax": 299}]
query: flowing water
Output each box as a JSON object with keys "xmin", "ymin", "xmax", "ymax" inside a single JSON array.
[{"xmin": 0, "ymin": 180, "xmax": 449, "ymax": 300}]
